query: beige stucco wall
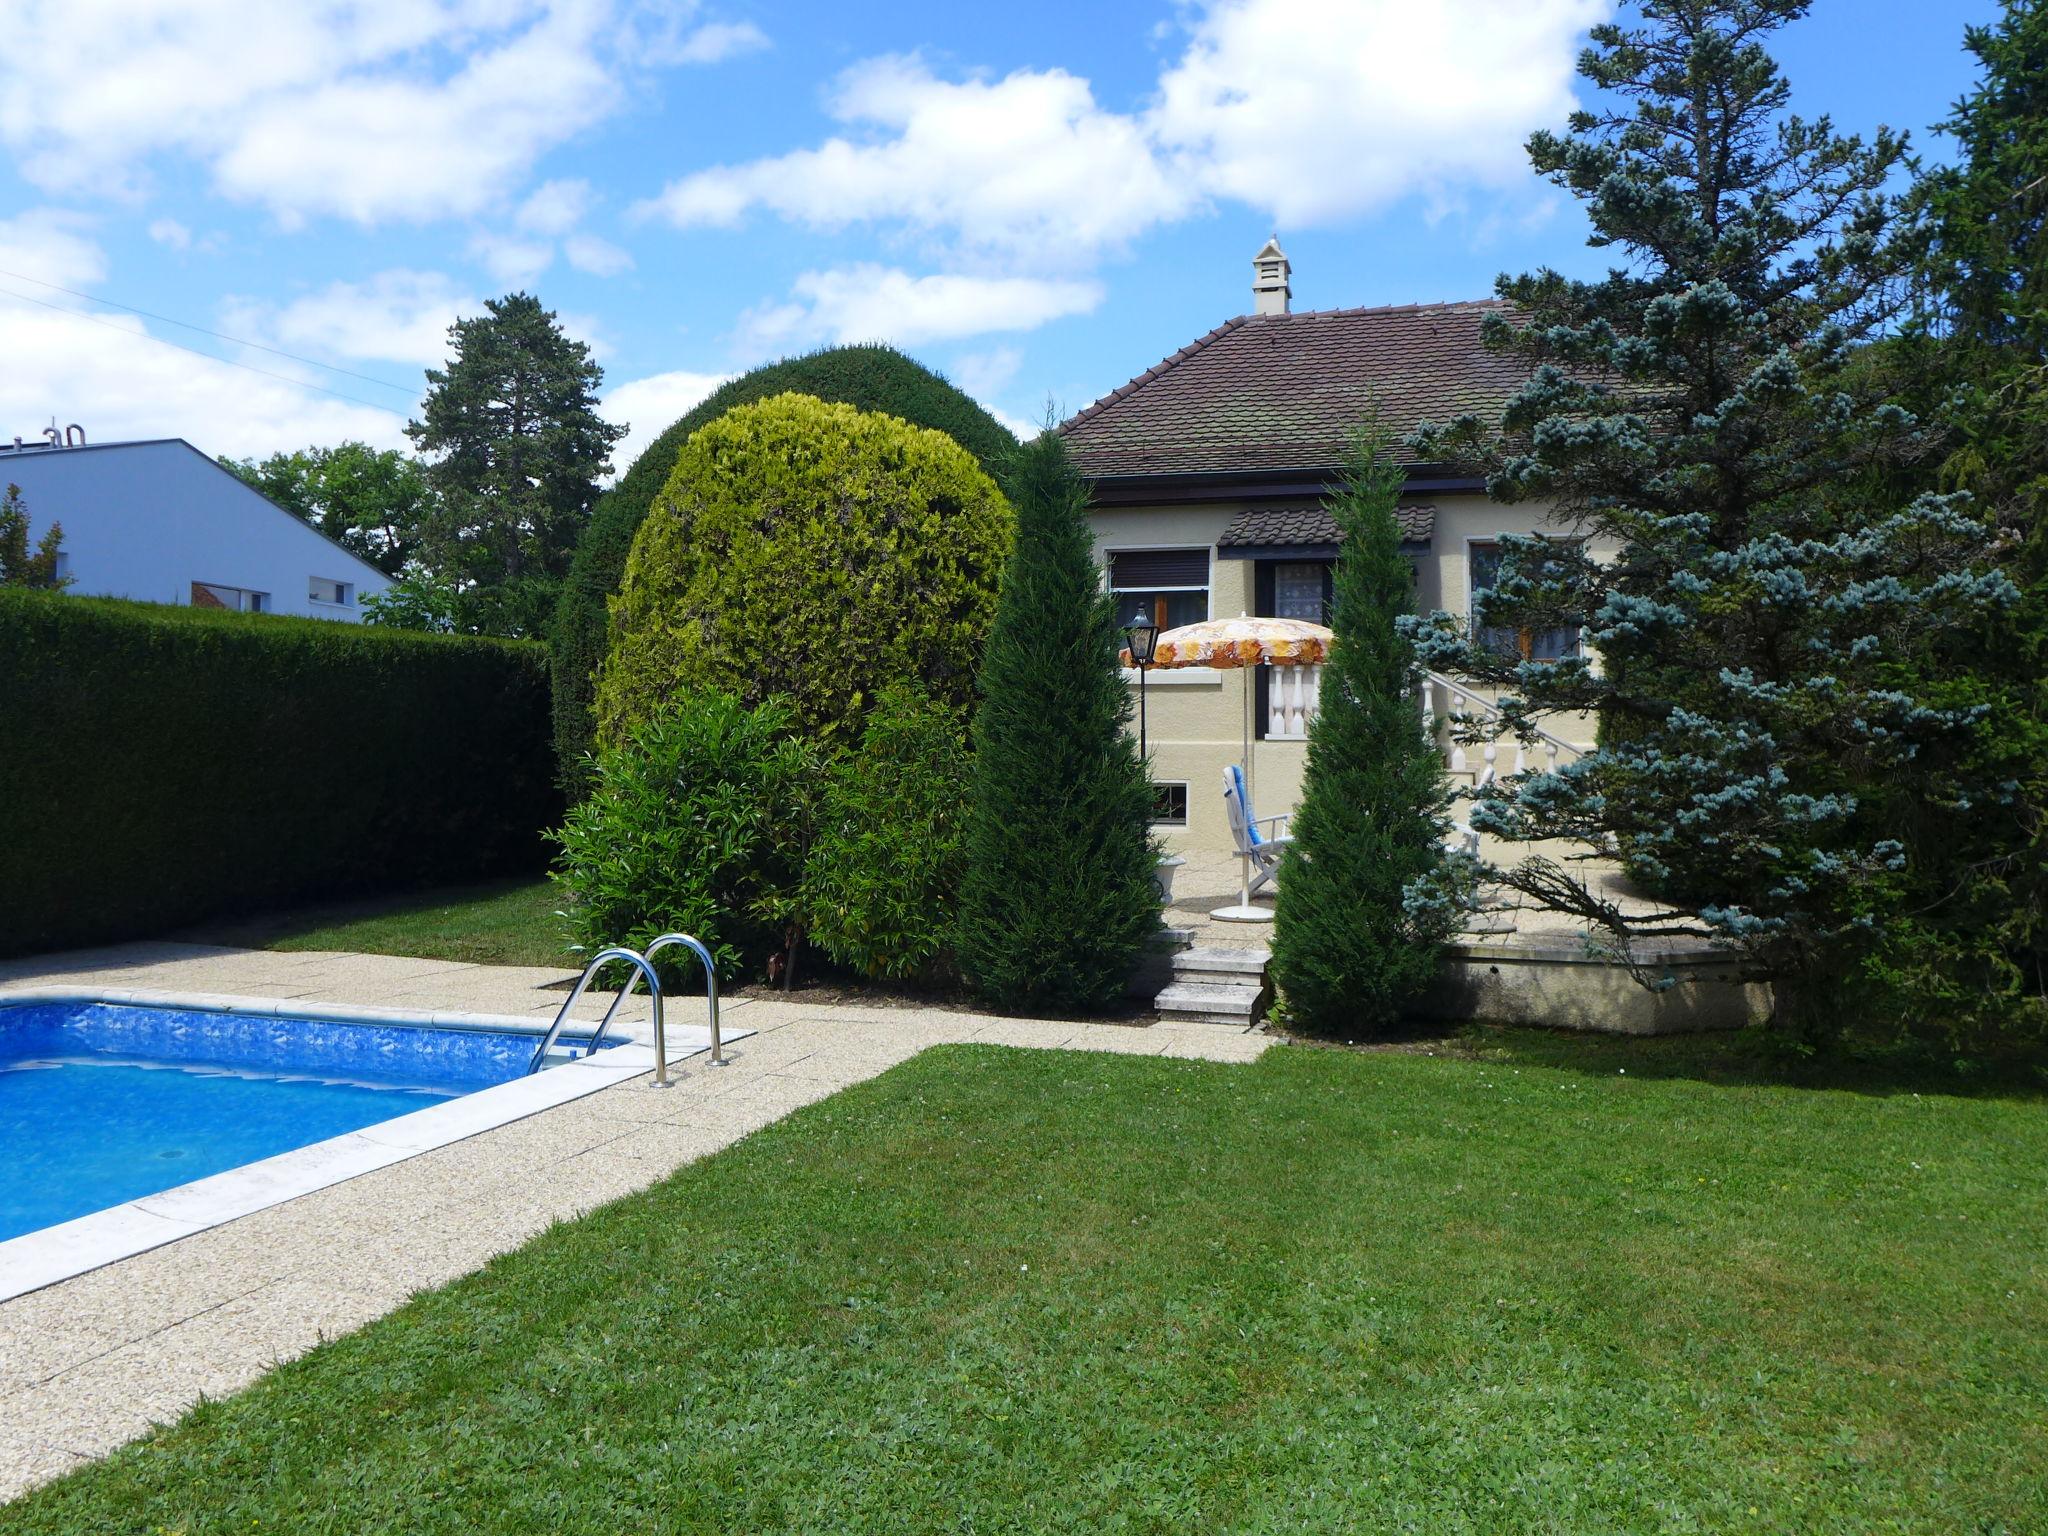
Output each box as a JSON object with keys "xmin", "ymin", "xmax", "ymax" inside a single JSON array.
[{"xmin": 1093, "ymin": 495, "xmax": 1617, "ymax": 855}]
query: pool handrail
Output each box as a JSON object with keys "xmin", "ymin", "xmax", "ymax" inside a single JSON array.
[
  {"xmin": 605, "ymin": 932, "xmax": 723, "ymax": 1087},
  {"xmin": 524, "ymin": 946, "xmax": 662, "ymax": 1076}
]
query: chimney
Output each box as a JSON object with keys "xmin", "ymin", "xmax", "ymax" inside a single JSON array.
[{"xmin": 1251, "ymin": 234, "xmax": 1291, "ymax": 316}]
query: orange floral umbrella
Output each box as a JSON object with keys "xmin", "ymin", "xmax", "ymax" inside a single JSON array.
[{"xmin": 1122, "ymin": 614, "xmax": 1333, "ymax": 670}]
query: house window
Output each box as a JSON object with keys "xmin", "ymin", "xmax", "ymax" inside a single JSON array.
[
  {"xmin": 1469, "ymin": 540, "xmax": 1580, "ymax": 661},
  {"xmin": 191, "ymin": 582, "xmax": 268, "ymax": 613},
  {"xmin": 1109, "ymin": 548, "xmax": 1209, "ymax": 632},
  {"xmin": 309, "ymin": 577, "xmax": 354, "ymax": 606},
  {"xmin": 1272, "ymin": 560, "xmax": 1330, "ymax": 623},
  {"xmin": 1150, "ymin": 781, "xmax": 1189, "ymax": 826}
]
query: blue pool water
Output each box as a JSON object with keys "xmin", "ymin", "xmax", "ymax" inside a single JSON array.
[{"xmin": 0, "ymin": 1001, "xmax": 582, "ymax": 1243}]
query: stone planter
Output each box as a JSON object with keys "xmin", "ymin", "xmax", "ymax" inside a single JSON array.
[{"xmin": 1153, "ymin": 853, "xmax": 1187, "ymax": 905}]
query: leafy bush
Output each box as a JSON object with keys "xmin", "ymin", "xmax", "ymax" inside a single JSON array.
[
  {"xmin": 550, "ymin": 344, "xmax": 1018, "ymax": 793},
  {"xmin": 597, "ymin": 393, "xmax": 1012, "ymax": 751},
  {"xmin": 0, "ymin": 590, "xmax": 555, "ymax": 957},
  {"xmin": 801, "ymin": 686, "xmax": 970, "ymax": 982},
  {"xmin": 551, "ymin": 691, "xmax": 817, "ymax": 981},
  {"xmin": 955, "ymin": 431, "xmax": 1157, "ymax": 1013}
]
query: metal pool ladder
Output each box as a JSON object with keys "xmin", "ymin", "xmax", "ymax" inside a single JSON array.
[{"xmin": 524, "ymin": 934, "xmax": 724, "ymax": 1088}]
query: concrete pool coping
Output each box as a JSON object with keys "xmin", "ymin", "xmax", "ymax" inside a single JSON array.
[{"xmin": 0, "ymin": 986, "xmax": 752, "ymax": 1302}]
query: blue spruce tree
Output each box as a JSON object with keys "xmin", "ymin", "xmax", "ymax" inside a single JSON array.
[{"xmin": 1404, "ymin": 0, "xmax": 2019, "ymax": 1034}]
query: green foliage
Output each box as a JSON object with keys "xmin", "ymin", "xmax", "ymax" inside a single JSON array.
[
  {"xmin": 0, "ymin": 590, "xmax": 556, "ymax": 957},
  {"xmin": 801, "ymin": 685, "xmax": 971, "ymax": 982},
  {"xmin": 955, "ymin": 431, "xmax": 1156, "ymax": 1012},
  {"xmin": 1273, "ymin": 428, "xmax": 1464, "ymax": 1035},
  {"xmin": 408, "ymin": 292, "xmax": 625, "ymax": 639},
  {"xmin": 598, "ymin": 393, "xmax": 1011, "ymax": 751},
  {"xmin": 1404, "ymin": 1, "xmax": 2016, "ymax": 1038},
  {"xmin": 551, "ymin": 691, "xmax": 818, "ymax": 981},
  {"xmin": 0, "ymin": 483, "xmax": 67, "ymax": 589},
  {"xmin": 219, "ymin": 442, "xmax": 434, "ymax": 576},
  {"xmin": 550, "ymin": 344, "xmax": 1017, "ymax": 795},
  {"xmin": 361, "ymin": 566, "xmax": 464, "ymax": 632},
  {"xmin": 1863, "ymin": 0, "xmax": 2048, "ymax": 1058}
]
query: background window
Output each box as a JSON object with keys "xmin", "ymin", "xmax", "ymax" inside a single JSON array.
[
  {"xmin": 309, "ymin": 577, "xmax": 353, "ymax": 606},
  {"xmin": 191, "ymin": 582, "xmax": 268, "ymax": 613},
  {"xmin": 1469, "ymin": 540, "xmax": 1580, "ymax": 661},
  {"xmin": 1150, "ymin": 782, "xmax": 1189, "ymax": 826},
  {"xmin": 1109, "ymin": 548, "xmax": 1209, "ymax": 632},
  {"xmin": 1272, "ymin": 561, "xmax": 1330, "ymax": 622}
]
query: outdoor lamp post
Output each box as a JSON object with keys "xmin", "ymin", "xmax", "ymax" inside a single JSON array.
[{"xmin": 1124, "ymin": 611, "xmax": 1159, "ymax": 765}]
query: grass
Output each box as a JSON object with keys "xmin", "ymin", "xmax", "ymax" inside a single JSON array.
[
  {"xmin": 189, "ymin": 878, "xmax": 571, "ymax": 969},
  {"xmin": 8, "ymin": 1037, "xmax": 2045, "ymax": 1533}
]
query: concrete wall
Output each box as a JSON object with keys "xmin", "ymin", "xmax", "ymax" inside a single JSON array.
[
  {"xmin": 1092, "ymin": 494, "xmax": 1617, "ymax": 854},
  {"xmin": 0, "ymin": 440, "xmax": 390, "ymax": 621}
]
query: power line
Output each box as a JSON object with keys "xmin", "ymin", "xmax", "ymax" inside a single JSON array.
[
  {"xmin": 0, "ymin": 282, "xmax": 414, "ymax": 415},
  {"xmin": 0, "ymin": 265, "xmax": 423, "ymax": 397}
]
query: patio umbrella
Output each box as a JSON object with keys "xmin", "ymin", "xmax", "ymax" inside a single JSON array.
[{"xmin": 1123, "ymin": 614, "xmax": 1333, "ymax": 920}]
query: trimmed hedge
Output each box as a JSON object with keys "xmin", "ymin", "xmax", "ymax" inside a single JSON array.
[
  {"xmin": 0, "ymin": 591, "xmax": 558, "ymax": 957},
  {"xmin": 549, "ymin": 344, "xmax": 1017, "ymax": 793},
  {"xmin": 596, "ymin": 393, "xmax": 1011, "ymax": 750}
]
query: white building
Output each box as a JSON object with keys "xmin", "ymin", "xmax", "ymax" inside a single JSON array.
[{"xmin": 0, "ymin": 436, "xmax": 391, "ymax": 621}]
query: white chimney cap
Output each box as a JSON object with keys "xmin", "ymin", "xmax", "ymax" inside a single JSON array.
[{"xmin": 1252, "ymin": 234, "xmax": 1291, "ymax": 316}]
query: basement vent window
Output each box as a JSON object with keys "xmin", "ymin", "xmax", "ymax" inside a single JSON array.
[{"xmin": 1150, "ymin": 781, "xmax": 1190, "ymax": 826}]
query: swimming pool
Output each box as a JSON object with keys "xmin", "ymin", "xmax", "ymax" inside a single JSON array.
[{"xmin": 0, "ymin": 999, "xmax": 618, "ymax": 1243}]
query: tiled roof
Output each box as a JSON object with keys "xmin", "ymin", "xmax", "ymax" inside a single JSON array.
[
  {"xmin": 1060, "ymin": 300, "xmax": 1523, "ymax": 478},
  {"xmin": 1217, "ymin": 505, "xmax": 1436, "ymax": 549}
]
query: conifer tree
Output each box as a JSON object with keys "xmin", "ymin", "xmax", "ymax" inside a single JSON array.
[
  {"xmin": 955, "ymin": 430, "xmax": 1156, "ymax": 1012},
  {"xmin": 1273, "ymin": 428, "xmax": 1462, "ymax": 1035},
  {"xmin": 1404, "ymin": 0, "xmax": 2018, "ymax": 1034}
]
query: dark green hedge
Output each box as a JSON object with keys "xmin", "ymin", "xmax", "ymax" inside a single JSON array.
[
  {"xmin": 0, "ymin": 591, "xmax": 558, "ymax": 957},
  {"xmin": 549, "ymin": 343, "xmax": 1017, "ymax": 794}
]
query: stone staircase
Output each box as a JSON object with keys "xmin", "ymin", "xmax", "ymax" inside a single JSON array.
[{"xmin": 1153, "ymin": 942, "xmax": 1271, "ymax": 1027}]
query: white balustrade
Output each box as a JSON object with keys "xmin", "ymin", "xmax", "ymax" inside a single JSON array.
[
  {"xmin": 1265, "ymin": 664, "xmax": 1322, "ymax": 740},
  {"xmin": 1422, "ymin": 672, "xmax": 1581, "ymax": 786}
]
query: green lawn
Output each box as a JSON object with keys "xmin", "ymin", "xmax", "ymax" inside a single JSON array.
[
  {"xmin": 10, "ymin": 1038, "xmax": 2044, "ymax": 1533},
  {"xmin": 194, "ymin": 878, "xmax": 571, "ymax": 969}
]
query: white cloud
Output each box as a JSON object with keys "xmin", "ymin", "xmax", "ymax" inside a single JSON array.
[
  {"xmin": 517, "ymin": 178, "xmax": 593, "ymax": 237},
  {"xmin": 565, "ymin": 233, "xmax": 635, "ymax": 277},
  {"xmin": 146, "ymin": 217, "xmax": 192, "ymax": 251},
  {"xmin": 470, "ymin": 231, "xmax": 556, "ymax": 287},
  {"xmin": 952, "ymin": 345, "xmax": 1023, "ymax": 402},
  {"xmin": 600, "ymin": 367, "xmax": 730, "ymax": 476},
  {"xmin": 658, "ymin": 20, "xmax": 769, "ymax": 65},
  {"xmin": 1152, "ymin": 0, "xmax": 1607, "ymax": 226},
  {"xmin": 0, "ymin": 209, "xmax": 106, "ymax": 288},
  {"xmin": 640, "ymin": 0, "xmax": 1605, "ymax": 284},
  {"xmin": 638, "ymin": 54, "xmax": 1193, "ymax": 264},
  {"xmin": 737, "ymin": 266, "xmax": 1103, "ymax": 350},
  {"xmin": 222, "ymin": 269, "xmax": 475, "ymax": 367},
  {"xmin": 0, "ymin": 1, "xmax": 763, "ymax": 227}
]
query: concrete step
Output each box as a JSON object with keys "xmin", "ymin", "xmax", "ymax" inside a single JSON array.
[
  {"xmin": 1172, "ymin": 946, "xmax": 1270, "ymax": 978},
  {"xmin": 1155, "ymin": 979, "xmax": 1265, "ymax": 1026}
]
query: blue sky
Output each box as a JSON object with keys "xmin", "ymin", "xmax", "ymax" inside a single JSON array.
[{"xmin": 0, "ymin": 0, "xmax": 2006, "ymax": 469}]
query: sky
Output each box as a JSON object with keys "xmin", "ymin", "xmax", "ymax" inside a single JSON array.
[{"xmin": 0, "ymin": 0, "xmax": 2009, "ymax": 472}]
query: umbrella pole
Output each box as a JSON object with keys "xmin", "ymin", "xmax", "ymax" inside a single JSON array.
[{"xmin": 1242, "ymin": 666, "xmax": 1253, "ymax": 907}]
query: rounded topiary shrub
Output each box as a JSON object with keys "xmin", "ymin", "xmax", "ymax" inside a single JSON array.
[
  {"xmin": 596, "ymin": 392, "xmax": 1012, "ymax": 750},
  {"xmin": 550, "ymin": 344, "xmax": 1017, "ymax": 792}
]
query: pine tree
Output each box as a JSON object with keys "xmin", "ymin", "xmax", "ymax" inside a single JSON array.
[
  {"xmin": 955, "ymin": 430, "xmax": 1157, "ymax": 1013},
  {"xmin": 1272, "ymin": 428, "xmax": 1463, "ymax": 1035},
  {"xmin": 1868, "ymin": 0, "xmax": 2048, "ymax": 1052},
  {"xmin": 408, "ymin": 293, "xmax": 624, "ymax": 638},
  {"xmin": 1404, "ymin": 0, "xmax": 2019, "ymax": 1035},
  {"xmin": 0, "ymin": 484, "xmax": 68, "ymax": 590}
]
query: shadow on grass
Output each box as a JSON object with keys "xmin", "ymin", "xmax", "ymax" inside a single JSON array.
[{"xmin": 1281, "ymin": 1017, "xmax": 2048, "ymax": 1103}]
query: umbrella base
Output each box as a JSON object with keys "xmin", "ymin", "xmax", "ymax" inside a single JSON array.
[{"xmin": 1212, "ymin": 903, "xmax": 1276, "ymax": 924}]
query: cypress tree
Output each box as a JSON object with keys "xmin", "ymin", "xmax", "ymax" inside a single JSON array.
[
  {"xmin": 956, "ymin": 430, "xmax": 1156, "ymax": 1012},
  {"xmin": 1273, "ymin": 429, "xmax": 1462, "ymax": 1035}
]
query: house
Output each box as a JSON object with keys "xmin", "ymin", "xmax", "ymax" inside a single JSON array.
[
  {"xmin": 1061, "ymin": 239, "xmax": 1615, "ymax": 855},
  {"xmin": 0, "ymin": 435, "xmax": 390, "ymax": 621}
]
